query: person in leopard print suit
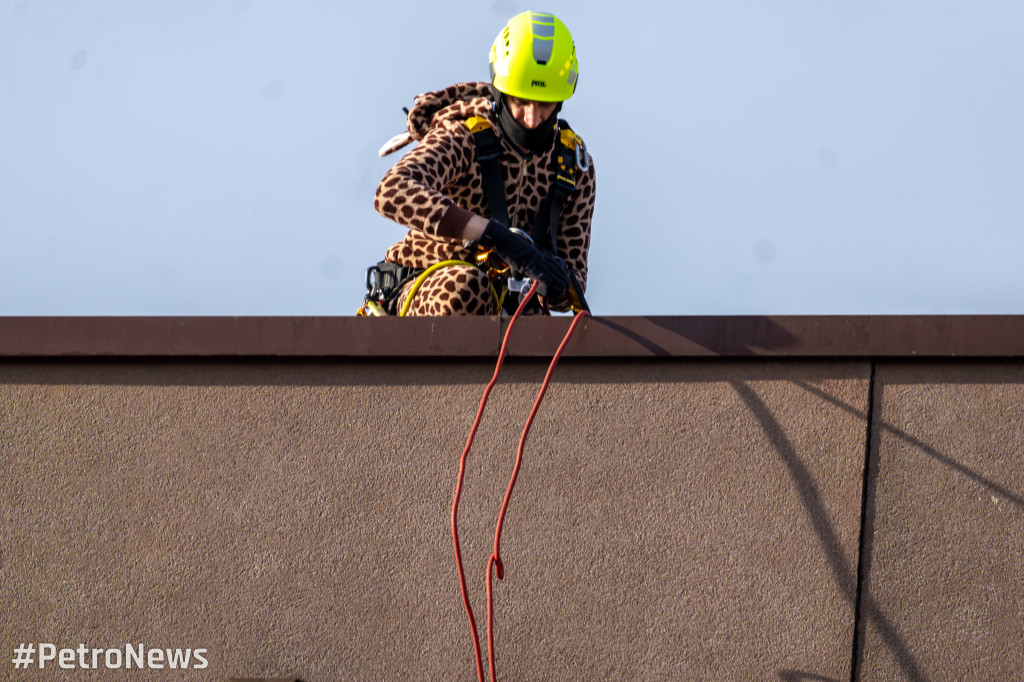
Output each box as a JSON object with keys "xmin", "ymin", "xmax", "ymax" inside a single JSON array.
[{"xmin": 373, "ymin": 12, "xmax": 595, "ymax": 315}]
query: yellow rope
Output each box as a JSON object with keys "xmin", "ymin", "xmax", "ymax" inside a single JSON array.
[{"xmin": 399, "ymin": 260, "xmax": 503, "ymax": 317}]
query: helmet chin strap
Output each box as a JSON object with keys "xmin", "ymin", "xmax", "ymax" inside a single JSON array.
[{"xmin": 490, "ymin": 87, "xmax": 562, "ymax": 154}]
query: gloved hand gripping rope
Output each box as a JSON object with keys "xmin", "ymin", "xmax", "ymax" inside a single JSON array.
[{"xmin": 450, "ymin": 281, "xmax": 589, "ymax": 682}]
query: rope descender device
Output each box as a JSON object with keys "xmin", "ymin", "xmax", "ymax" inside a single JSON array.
[{"xmin": 451, "ymin": 281, "xmax": 589, "ymax": 682}]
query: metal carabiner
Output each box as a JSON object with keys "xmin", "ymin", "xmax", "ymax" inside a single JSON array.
[
  {"xmin": 365, "ymin": 265, "xmax": 381, "ymax": 298},
  {"xmin": 574, "ymin": 138, "xmax": 589, "ymax": 172}
]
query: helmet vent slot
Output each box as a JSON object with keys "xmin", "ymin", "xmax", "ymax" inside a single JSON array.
[{"xmin": 530, "ymin": 12, "xmax": 556, "ymax": 64}]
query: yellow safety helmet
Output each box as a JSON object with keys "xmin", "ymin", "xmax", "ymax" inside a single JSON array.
[{"xmin": 488, "ymin": 11, "xmax": 578, "ymax": 103}]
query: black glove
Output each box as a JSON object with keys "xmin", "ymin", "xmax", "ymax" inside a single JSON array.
[{"xmin": 479, "ymin": 219, "xmax": 570, "ymax": 300}]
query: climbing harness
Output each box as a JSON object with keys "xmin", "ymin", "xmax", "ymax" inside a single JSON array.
[
  {"xmin": 355, "ymin": 228, "xmax": 579, "ymax": 317},
  {"xmin": 465, "ymin": 115, "xmax": 588, "ymax": 256},
  {"xmin": 465, "ymin": 115, "xmax": 591, "ymax": 315},
  {"xmin": 451, "ymin": 280, "xmax": 589, "ymax": 682},
  {"xmin": 361, "ymin": 108, "xmax": 590, "ymax": 316}
]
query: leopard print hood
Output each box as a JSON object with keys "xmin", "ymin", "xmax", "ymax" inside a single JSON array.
[{"xmin": 405, "ymin": 82, "xmax": 494, "ymax": 141}]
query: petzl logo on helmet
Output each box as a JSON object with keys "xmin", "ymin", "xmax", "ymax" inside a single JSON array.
[{"xmin": 531, "ymin": 79, "xmax": 547, "ymax": 87}]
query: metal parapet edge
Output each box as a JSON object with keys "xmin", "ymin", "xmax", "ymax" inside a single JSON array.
[{"xmin": 1, "ymin": 315, "xmax": 1023, "ymax": 358}]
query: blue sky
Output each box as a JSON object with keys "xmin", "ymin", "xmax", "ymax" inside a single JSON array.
[{"xmin": 2, "ymin": 0, "xmax": 1022, "ymax": 315}]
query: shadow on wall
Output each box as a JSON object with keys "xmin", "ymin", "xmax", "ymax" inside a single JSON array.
[
  {"xmin": 795, "ymin": 380, "xmax": 1023, "ymax": 511},
  {"xmin": 592, "ymin": 316, "xmax": 798, "ymax": 356},
  {"xmin": 791, "ymin": 378, "xmax": 1023, "ymax": 680},
  {"xmin": 731, "ymin": 381, "xmax": 926, "ymax": 682}
]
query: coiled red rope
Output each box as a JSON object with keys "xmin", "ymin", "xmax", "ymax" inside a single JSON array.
[{"xmin": 450, "ymin": 281, "xmax": 589, "ymax": 682}]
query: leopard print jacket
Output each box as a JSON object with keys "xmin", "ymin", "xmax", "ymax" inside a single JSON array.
[{"xmin": 374, "ymin": 82, "xmax": 596, "ymax": 301}]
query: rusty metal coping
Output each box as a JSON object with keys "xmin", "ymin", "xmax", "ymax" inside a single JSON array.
[{"xmin": 1, "ymin": 315, "xmax": 1022, "ymax": 358}]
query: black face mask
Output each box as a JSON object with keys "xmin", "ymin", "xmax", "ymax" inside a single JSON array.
[{"xmin": 491, "ymin": 87, "xmax": 562, "ymax": 155}]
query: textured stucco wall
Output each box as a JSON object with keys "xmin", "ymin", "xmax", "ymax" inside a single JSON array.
[
  {"xmin": 2, "ymin": 359, "xmax": 871, "ymax": 681},
  {"xmin": 3, "ymin": 355, "xmax": 1022, "ymax": 681},
  {"xmin": 856, "ymin": 363, "xmax": 1024, "ymax": 681}
]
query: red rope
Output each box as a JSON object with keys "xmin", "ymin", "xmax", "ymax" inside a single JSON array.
[
  {"xmin": 450, "ymin": 283, "xmax": 533, "ymax": 681},
  {"xmin": 451, "ymin": 281, "xmax": 590, "ymax": 682}
]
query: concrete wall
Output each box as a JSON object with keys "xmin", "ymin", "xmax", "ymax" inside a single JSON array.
[{"xmin": 1, "ymin": 317, "xmax": 1021, "ymax": 681}]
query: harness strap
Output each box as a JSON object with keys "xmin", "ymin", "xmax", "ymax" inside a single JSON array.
[
  {"xmin": 466, "ymin": 117, "xmax": 510, "ymax": 227},
  {"xmin": 550, "ymin": 123, "xmax": 591, "ymax": 313},
  {"xmin": 537, "ymin": 121, "xmax": 587, "ymax": 252}
]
